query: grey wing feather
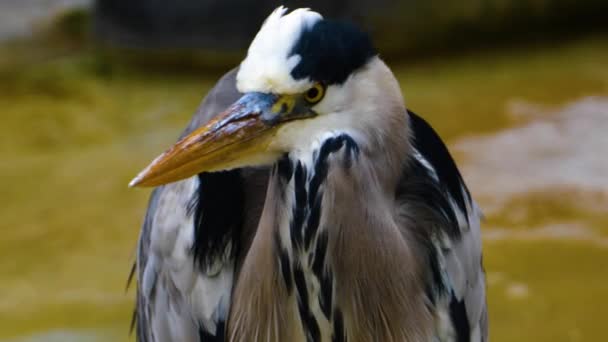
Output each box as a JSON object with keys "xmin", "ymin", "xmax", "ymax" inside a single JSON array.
[
  {"xmin": 134, "ymin": 69, "xmax": 242, "ymax": 342},
  {"xmin": 408, "ymin": 111, "xmax": 487, "ymax": 341},
  {"xmin": 134, "ymin": 187, "xmax": 159, "ymax": 342},
  {"xmin": 444, "ymin": 198, "xmax": 488, "ymax": 342}
]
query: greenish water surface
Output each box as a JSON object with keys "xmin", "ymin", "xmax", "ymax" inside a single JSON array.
[{"xmin": 1, "ymin": 35, "xmax": 607, "ymax": 341}]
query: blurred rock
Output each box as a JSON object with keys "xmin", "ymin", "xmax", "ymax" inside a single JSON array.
[
  {"xmin": 0, "ymin": 0, "xmax": 91, "ymax": 41},
  {"xmin": 93, "ymin": 0, "xmax": 608, "ymax": 60}
]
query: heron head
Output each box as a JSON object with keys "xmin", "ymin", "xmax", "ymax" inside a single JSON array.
[{"xmin": 130, "ymin": 6, "xmax": 405, "ymax": 187}]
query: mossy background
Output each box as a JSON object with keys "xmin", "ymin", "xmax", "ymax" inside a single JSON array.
[{"xmin": 1, "ymin": 2, "xmax": 607, "ymax": 341}]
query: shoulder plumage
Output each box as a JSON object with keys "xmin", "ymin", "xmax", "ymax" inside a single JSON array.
[{"xmin": 408, "ymin": 110, "xmax": 472, "ymax": 224}]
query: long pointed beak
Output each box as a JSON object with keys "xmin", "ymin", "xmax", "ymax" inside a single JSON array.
[
  {"xmin": 129, "ymin": 92, "xmax": 310, "ymax": 187},
  {"xmin": 129, "ymin": 92, "xmax": 277, "ymax": 187}
]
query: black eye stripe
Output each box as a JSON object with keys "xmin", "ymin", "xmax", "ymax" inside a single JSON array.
[{"xmin": 290, "ymin": 19, "xmax": 376, "ymax": 85}]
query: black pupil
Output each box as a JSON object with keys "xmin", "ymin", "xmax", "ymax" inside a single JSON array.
[{"xmin": 307, "ymin": 87, "xmax": 319, "ymax": 99}]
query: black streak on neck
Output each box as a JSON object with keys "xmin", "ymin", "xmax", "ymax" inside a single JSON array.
[{"xmin": 281, "ymin": 135, "xmax": 359, "ymax": 342}]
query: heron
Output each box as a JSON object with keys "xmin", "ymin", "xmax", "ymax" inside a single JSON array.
[{"xmin": 129, "ymin": 6, "xmax": 487, "ymax": 342}]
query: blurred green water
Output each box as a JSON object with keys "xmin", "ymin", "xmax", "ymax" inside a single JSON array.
[{"xmin": 1, "ymin": 34, "xmax": 607, "ymax": 341}]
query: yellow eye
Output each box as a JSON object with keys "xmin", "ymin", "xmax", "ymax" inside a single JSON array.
[{"xmin": 304, "ymin": 83, "xmax": 325, "ymax": 104}]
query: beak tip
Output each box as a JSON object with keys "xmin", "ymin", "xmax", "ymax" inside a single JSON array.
[
  {"xmin": 128, "ymin": 174, "xmax": 144, "ymax": 188},
  {"xmin": 129, "ymin": 161, "xmax": 159, "ymax": 188},
  {"xmin": 128, "ymin": 179, "xmax": 139, "ymax": 188}
]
